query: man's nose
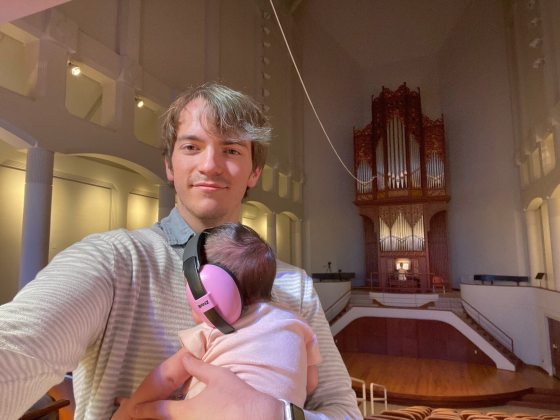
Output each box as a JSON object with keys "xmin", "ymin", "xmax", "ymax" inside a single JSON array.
[{"xmin": 200, "ymin": 147, "xmax": 223, "ymax": 173}]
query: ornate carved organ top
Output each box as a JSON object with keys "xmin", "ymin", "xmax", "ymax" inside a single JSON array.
[
  {"xmin": 353, "ymin": 83, "xmax": 450, "ymax": 291},
  {"xmin": 354, "ymin": 83, "xmax": 447, "ymax": 202}
]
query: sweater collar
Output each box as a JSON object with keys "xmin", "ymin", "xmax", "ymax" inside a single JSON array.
[{"xmin": 158, "ymin": 207, "xmax": 195, "ymax": 247}]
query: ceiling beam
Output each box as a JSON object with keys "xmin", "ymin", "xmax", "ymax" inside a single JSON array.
[{"xmin": 1, "ymin": 0, "xmax": 71, "ymax": 25}]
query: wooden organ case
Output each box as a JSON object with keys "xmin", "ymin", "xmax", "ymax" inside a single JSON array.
[{"xmin": 353, "ymin": 83, "xmax": 450, "ymax": 291}]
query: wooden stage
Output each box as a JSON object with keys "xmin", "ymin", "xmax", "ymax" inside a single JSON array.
[{"xmin": 342, "ymin": 352, "xmax": 560, "ymax": 408}]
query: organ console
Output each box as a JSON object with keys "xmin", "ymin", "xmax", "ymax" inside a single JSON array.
[{"xmin": 353, "ymin": 83, "xmax": 450, "ymax": 291}]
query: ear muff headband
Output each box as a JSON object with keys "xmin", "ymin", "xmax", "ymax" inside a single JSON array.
[
  {"xmin": 183, "ymin": 230, "xmax": 239, "ymax": 334},
  {"xmin": 183, "ymin": 230, "xmax": 208, "ymax": 299}
]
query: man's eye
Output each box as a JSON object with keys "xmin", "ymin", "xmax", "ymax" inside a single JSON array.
[
  {"xmin": 225, "ymin": 148, "xmax": 241, "ymax": 155},
  {"xmin": 181, "ymin": 144, "xmax": 197, "ymax": 151}
]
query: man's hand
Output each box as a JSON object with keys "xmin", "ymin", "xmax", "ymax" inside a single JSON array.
[
  {"xmin": 111, "ymin": 398, "xmax": 133, "ymax": 420},
  {"xmin": 130, "ymin": 353, "xmax": 284, "ymax": 420}
]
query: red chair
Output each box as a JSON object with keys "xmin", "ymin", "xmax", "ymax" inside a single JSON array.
[{"xmin": 432, "ymin": 275, "xmax": 446, "ymax": 293}]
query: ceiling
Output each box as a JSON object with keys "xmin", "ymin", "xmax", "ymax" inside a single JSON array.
[
  {"xmin": 0, "ymin": 0, "xmax": 70, "ymax": 24},
  {"xmin": 297, "ymin": 0, "xmax": 471, "ymax": 70},
  {"xmin": 3, "ymin": 0, "xmax": 472, "ymax": 87}
]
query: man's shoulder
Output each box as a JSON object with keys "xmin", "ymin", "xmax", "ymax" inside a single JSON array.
[
  {"xmin": 271, "ymin": 260, "xmax": 317, "ymax": 314},
  {"xmin": 78, "ymin": 225, "xmax": 170, "ymax": 255},
  {"xmin": 83, "ymin": 225, "xmax": 163, "ymax": 243},
  {"xmin": 273, "ymin": 260, "xmax": 310, "ymax": 290},
  {"xmin": 275, "ymin": 259, "xmax": 307, "ymax": 277}
]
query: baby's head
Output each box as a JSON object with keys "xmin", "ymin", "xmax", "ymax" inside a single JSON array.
[
  {"xmin": 185, "ymin": 223, "xmax": 276, "ymax": 331},
  {"xmin": 203, "ymin": 223, "xmax": 276, "ymax": 306}
]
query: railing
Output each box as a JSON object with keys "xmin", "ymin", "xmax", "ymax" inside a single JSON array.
[
  {"xmin": 369, "ymin": 291, "xmax": 439, "ymax": 308},
  {"xmin": 350, "ymin": 377, "xmax": 368, "ymax": 417},
  {"xmin": 461, "ymin": 298, "xmax": 514, "ymax": 353},
  {"xmin": 350, "ymin": 377, "xmax": 388, "ymax": 417},
  {"xmin": 357, "ymin": 272, "xmax": 444, "ymax": 292},
  {"xmin": 323, "ymin": 290, "xmax": 352, "ymax": 322},
  {"xmin": 432, "ymin": 296, "xmax": 465, "ymax": 315},
  {"xmin": 369, "ymin": 382, "xmax": 388, "ymax": 415}
]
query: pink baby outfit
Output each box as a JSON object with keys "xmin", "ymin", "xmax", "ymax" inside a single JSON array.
[{"xmin": 179, "ymin": 302, "xmax": 321, "ymax": 407}]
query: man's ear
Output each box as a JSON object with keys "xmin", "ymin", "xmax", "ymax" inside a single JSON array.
[
  {"xmin": 165, "ymin": 158, "xmax": 174, "ymax": 183},
  {"xmin": 247, "ymin": 166, "xmax": 262, "ymax": 189}
]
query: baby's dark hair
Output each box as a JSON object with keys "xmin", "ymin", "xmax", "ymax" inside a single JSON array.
[{"xmin": 204, "ymin": 223, "xmax": 276, "ymax": 306}]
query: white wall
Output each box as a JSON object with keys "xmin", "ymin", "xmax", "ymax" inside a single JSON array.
[
  {"xmin": 0, "ymin": 0, "xmax": 307, "ymax": 305},
  {"xmin": 298, "ymin": 8, "xmax": 365, "ymax": 278},
  {"xmin": 461, "ymin": 283, "xmax": 560, "ymax": 373},
  {"xmin": 438, "ymin": 0, "xmax": 528, "ymax": 286},
  {"xmin": 298, "ymin": 4, "xmax": 454, "ymax": 281},
  {"xmin": 0, "ymin": 164, "xmax": 24, "ymax": 304},
  {"xmin": 0, "ymin": 140, "xmax": 160, "ymax": 304},
  {"xmin": 3, "ymin": 0, "xmax": 547, "ymax": 304}
]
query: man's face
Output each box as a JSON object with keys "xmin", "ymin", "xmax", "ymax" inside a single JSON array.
[{"xmin": 166, "ymin": 97, "xmax": 261, "ymax": 231}]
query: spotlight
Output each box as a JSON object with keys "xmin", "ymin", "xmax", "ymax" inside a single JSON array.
[
  {"xmin": 69, "ymin": 63, "xmax": 81, "ymax": 76},
  {"xmin": 136, "ymin": 98, "xmax": 144, "ymax": 108}
]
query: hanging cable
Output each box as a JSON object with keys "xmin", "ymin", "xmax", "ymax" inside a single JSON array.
[{"xmin": 268, "ymin": 0, "xmax": 375, "ymax": 185}]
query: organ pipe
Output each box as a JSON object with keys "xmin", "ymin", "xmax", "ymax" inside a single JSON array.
[
  {"xmin": 354, "ymin": 83, "xmax": 447, "ymax": 200},
  {"xmin": 356, "ymin": 160, "xmax": 373, "ymax": 193},
  {"xmin": 379, "ymin": 210, "xmax": 425, "ymax": 252},
  {"xmin": 376, "ymin": 140, "xmax": 385, "ymax": 190},
  {"xmin": 354, "ymin": 83, "xmax": 449, "ymax": 290},
  {"xmin": 426, "ymin": 153, "xmax": 445, "ymax": 189},
  {"xmin": 384, "ymin": 115, "xmax": 412, "ymax": 190}
]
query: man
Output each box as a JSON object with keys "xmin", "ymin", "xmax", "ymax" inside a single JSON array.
[{"xmin": 0, "ymin": 83, "xmax": 360, "ymax": 419}]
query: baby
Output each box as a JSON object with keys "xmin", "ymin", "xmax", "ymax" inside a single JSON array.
[{"xmin": 113, "ymin": 223, "xmax": 320, "ymax": 418}]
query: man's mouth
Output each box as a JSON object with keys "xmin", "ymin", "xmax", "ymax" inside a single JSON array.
[{"xmin": 192, "ymin": 181, "xmax": 227, "ymax": 191}]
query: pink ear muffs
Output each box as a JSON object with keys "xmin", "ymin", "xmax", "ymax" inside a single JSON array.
[
  {"xmin": 183, "ymin": 229, "xmax": 243, "ymax": 334},
  {"xmin": 185, "ymin": 264, "xmax": 242, "ymax": 329}
]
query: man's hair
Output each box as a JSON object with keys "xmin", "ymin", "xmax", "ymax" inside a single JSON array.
[
  {"xmin": 161, "ymin": 82, "xmax": 271, "ymax": 172},
  {"xmin": 204, "ymin": 223, "xmax": 276, "ymax": 306}
]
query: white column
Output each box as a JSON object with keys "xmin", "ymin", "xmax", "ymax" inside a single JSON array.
[
  {"xmin": 19, "ymin": 147, "xmax": 54, "ymax": 288},
  {"xmin": 114, "ymin": 189, "xmax": 129, "ymax": 229},
  {"xmin": 540, "ymin": 201, "xmax": 554, "ymax": 289},
  {"xmin": 266, "ymin": 211, "xmax": 277, "ymax": 253},
  {"xmin": 525, "ymin": 208, "xmax": 545, "ymax": 287},
  {"xmin": 293, "ymin": 218, "xmax": 302, "ymax": 268},
  {"xmin": 547, "ymin": 197, "xmax": 560, "ymax": 291},
  {"xmin": 117, "ymin": 0, "xmax": 141, "ymax": 61},
  {"xmin": 158, "ymin": 184, "xmax": 176, "ymax": 221}
]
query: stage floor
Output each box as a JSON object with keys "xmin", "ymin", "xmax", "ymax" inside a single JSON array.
[{"xmin": 342, "ymin": 352, "xmax": 560, "ymax": 408}]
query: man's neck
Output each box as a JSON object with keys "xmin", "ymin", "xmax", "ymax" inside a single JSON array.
[{"xmin": 179, "ymin": 211, "xmax": 241, "ymax": 233}]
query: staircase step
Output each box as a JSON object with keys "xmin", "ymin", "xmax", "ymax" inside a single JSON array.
[
  {"xmin": 532, "ymin": 387, "xmax": 560, "ymax": 396},
  {"xmin": 508, "ymin": 388, "xmax": 560, "ymax": 410},
  {"xmin": 520, "ymin": 393, "xmax": 560, "ymax": 403},
  {"xmin": 508, "ymin": 399, "xmax": 560, "ymax": 410}
]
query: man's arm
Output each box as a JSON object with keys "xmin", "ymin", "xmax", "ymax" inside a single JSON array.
[
  {"xmin": 0, "ymin": 235, "xmax": 115, "ymax": 419},
  {"xmin": 0, "ymin": 350, "xmax": 65, "ymax": 419}
]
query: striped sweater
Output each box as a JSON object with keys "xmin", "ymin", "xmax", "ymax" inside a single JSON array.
[{"xmin": 0, "ymin": 209, "xmax": 360, "ymax": 419}]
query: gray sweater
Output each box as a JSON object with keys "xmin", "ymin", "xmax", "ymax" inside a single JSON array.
[{"xmin": 0, "ymin": 209, "xmax": 360, "ymax": 419}]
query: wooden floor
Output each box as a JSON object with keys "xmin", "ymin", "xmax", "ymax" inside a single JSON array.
[{"xmin": 342, "ymin": 352, "xmax": 560, "ymax": 407}]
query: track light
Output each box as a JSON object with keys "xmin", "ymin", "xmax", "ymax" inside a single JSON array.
[{"xmin": 68, "ymin": 62, "xmax": 81, "ymax": 76}]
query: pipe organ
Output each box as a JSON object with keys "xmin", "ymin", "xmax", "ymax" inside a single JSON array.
[
  {"xmin": 353, "ymin": 83, "xmax": 450, "ymax": 291},
  {"xmin": 379, "ymin": 205, "xmax": 425, "ymax": 253}
]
